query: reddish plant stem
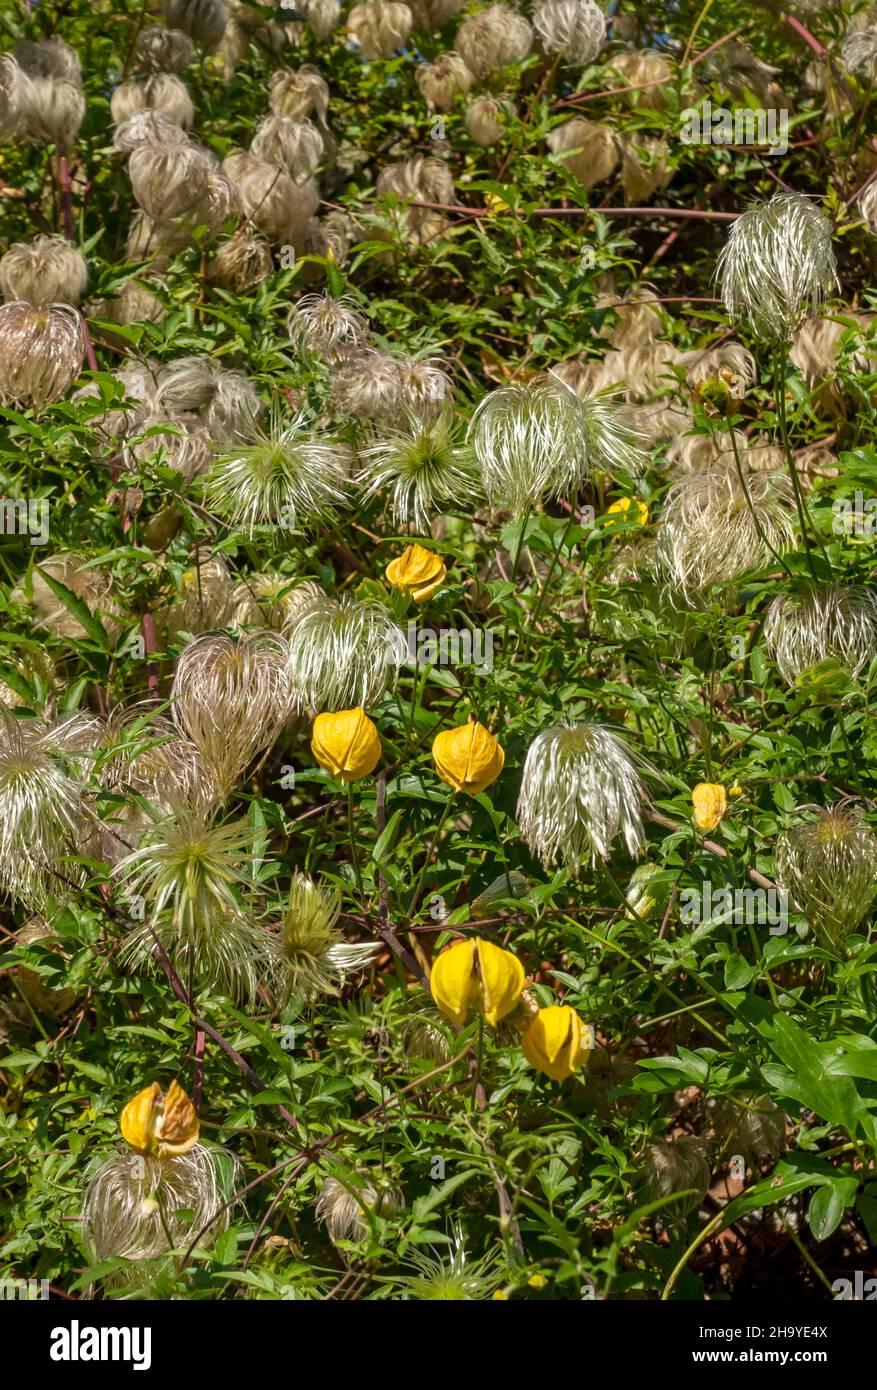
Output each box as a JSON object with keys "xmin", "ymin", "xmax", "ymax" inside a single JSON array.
[{"xmin": 140, "ymin": 610, "xmax": 160, "ymax": 702}]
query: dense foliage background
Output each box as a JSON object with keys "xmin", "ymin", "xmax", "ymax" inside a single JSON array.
[{"xmin": 1, "ymin": 0, "xmax": 877, "ymax": 1303}]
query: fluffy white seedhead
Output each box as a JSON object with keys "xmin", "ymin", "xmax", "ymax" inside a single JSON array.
[
  {"xmin": 0, "ymin": 301, "xmax": 84, "ymax": 410},
  {"xmin": 533, "ymin": 0, "xmax": 606, "ymax": 66},
  {"xmin": 764, "ymin": 581, "xmax": 877, "ymax": 685},
  {"xmin": 358, "ymin": 407, "xmax": 477, "ymax": 529},
  {"xmin": 467, "ymin": 372, "xmax": 594, "ymax": 516},
  {"xmin": 0, "ymin": 234, "xmax": 87, "ymax": 306},
  {"xmin": 288, "ymin": 293, "xmax": 370, "ymax": 362},
  {"xmin": 251, "ymin": 114, "xmax": 324, "ymax": 180},
  {"xmin": 348, "ymin": 1, "xmax": 413, "ymax": 58},
  {"xmin": 775, "ymin": 805, "xmax": 877, "ymax": 950},
  {"xmin": 171, "ymin": 631, "xmax": 294, "ymax": 798},
  {"xmin": 81, "ymin": 1145, "xmax": 239, "ymax": 1282},
  {"xmin": 116, "ymin": 810, "xmax": 280, "ymax": 998},
  {"xmin": 0, "ymin": 711, "xmax": 97, "ymax": 911},
  {"xmin": 717, "ymin": 191, "xmax": 837, "ymax": 341},
  {"xmin": 652, "ymin": 461, "xmax": 795, "ymax": 601},
  {"xmin": 456, "ymin": 4, "xmax": 533, "ymax": 79},
  {"xmin": 516, "ymin": 721, "xmax": 650, "ymax": 872},
  {"xmin": 206, "ymin": 412, "xmax": 350, "ymax": 534},
  {"xmin": 286, "ymin": 594, "xmax": 404, "ymax": 711}
]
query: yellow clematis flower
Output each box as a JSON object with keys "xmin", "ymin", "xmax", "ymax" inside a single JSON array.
[
  {"xmin": 120, "ymin": 1081, "xmax": 200, "ymax": 1160},
  {"xmin": 312, "ymin": 707, "xmax": 382, "ymax": 782},
  {"xmin": 521, "ymin": 1005, "xmax": 592, "ymax": 1082},
  {"xmin": 606, "ymin": 496, "xmax": 649, "ymax": 527},
  {"xmin": 385, "ymin": 543, "xmax": 448, "ymax": 603},
  {"xmin": 692, "ymin": 782, "xmax": 728, "ymax": 832},
  {"xmin": 432, "ymin": 720, "xmax": 504, "ymax": 795},
  {"xmin": 430, "ymin": 936, "xmax": 525, "ymax": 1027}
]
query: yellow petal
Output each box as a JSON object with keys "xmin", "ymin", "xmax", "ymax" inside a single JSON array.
[
  {"xmin": 692, "ymin": 782, "xmax": 727, "ymax": 832},
  {"xmin": 385, "ymin": 544, "xmax": 447, "ymax": 603},
  {"xmin": 606, "ymin": 496, "xmax": 648, "ymax": 526},
  {"xmin": 522, "ymin": 1006, "xmax": 591, "ymax": 1082},
  {"xmin": 120, "ymin": 1083, "xmax": 161, "ymax": 1155},
  {"xmin": 432, "ymin": 721, "xmax": 504, "ymax": 795},
  {"xmin": 312, "ymin": 708, "xmax": 382, "ymax": 782},
  {"xmin": 430, "ymin": 939, "xmax": 478, "ymax": 1026},
  {"xmin": 155, "ymin": 1079, "xmax": 199, "ymax": 1158},
  {"xmin": 475, "ymin": 938, "xmax": 524, "ymax": 1027}
]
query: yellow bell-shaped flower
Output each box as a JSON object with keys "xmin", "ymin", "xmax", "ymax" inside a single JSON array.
[
  {"xmin": 432, "ymin": 720, "xmax": 504, "ymax": 795},
  {"xmin": 606, "ymin": 496, "xmax": 648, "ymax": 527},
  {"xmin": 522, "ymin": 1005, "xmax": 592, "ymax": 1082},
  {"xmin": 385, "ymin": 544, "xmax": 447, "ymax": 603},
  {"xmin": 120, "ymin": 1080, "xmax": 200, "ymax": 1159},
  {"xmin": 430, "ymin": 937, "xmax": 524, "ymax": 1027},
  {"xmin": 692, "ymin": 782, "xmax": 727, "ymax": 832},
  {"xmin": 312, "ymin": 707, "xmax": 381, "ymax": 782}
]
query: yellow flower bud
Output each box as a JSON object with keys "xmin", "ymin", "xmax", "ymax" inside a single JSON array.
[
  {"xmin": 521, "ymin": 1005, "xmax": 592, "ymax": 1082},
  {"xmin": 385, "ymin": 543, "xmax": 448, "ymax": 603},
  {"xmin": 120, "ymin": 1080, "xmax": 199, "ymax": 1159},
  {"xmin": 528, "ymin": 1273, "xmax": 548, "ymax": 1289},
  {"xmin": 430, "ymin": 936, "xmax": 525, "ymax": 1027},
  {"xmin": 692, "ymin": 782, "xmax": 728, "ymax": 832},
  {"xmin": 606, "ymin": 496, "xmax": 648, "ymax": 526},
  {"xmin": 311, "ymin": 707, "xmax": 381, "ymax": 782},
  {"xmin": 432, "ymin": 720, "xmax": 505, "ymax": 795}
]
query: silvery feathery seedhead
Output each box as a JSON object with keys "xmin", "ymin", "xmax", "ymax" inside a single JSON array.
[
  {"xmin": 416, "ymin": 52, "xmax": 473, "ymax": 112},
  {"xmin": 222, "ymin": 152, "xmax": 318, "ymax": 244},
  {"xmin": 286, "ymin": 594, "xmax": 404, "ymax": 712},
  {"xmin": 516, "ymin": 721, "xmax": 650, "ymax": 872},
  {"xmin": 111, "ymin": 73, "xmax": 195, "ymax": 130},
  {"xmin": 154, "ymin": 355, "xmax": 260, "ymax": 442},
  {"xmin": 207, "ymin": 231, "xmax": 273, "ymax": 294},
  {"xmin": 640, "ymin": 1137, "xmax": 711, "ymax": 1216},
  {"xmin": 111, "ymin": 108, "xmax": 191, "ymax": 153},
  {"xmin": 456, "ymin": 4, "xmax": 533, "ymax": 79},
  {"xmin": 116, "ymin": 810, "xmax": 280, "ymax": 999},
  {"xmin": 774, "ymin": 805, "xmax": 877, "ymax": 951},
  {"xmin": 332, "ymin": 351, "xmax": 404, "ymax": 423},
  {"xmin": 305, "ymin": 0, "xmax": 342, "ymax": 41},
  {"xmin": 717, "ymin": 191, "xmax": 837, "ymax": 341},
  {"xmin": 358, "ymin": 406, "xmax": 478, "ymax": 530},
  {"xmin": 710, "ymin": 1093, "xmax": 787, "ymax": 1167},
  {"xmin": 533, "ymin": 0, "xmax": 606, "ymax": 67},
  {"xmin": 764, "ymin": 581, "xmax": 877, "ymax": 686},
  {"xmin": 136, "ymin": 25, "xmax": 196, "ymax": 73},
  {"xmin": 232, "ymin": 574, "xmax": 324, "ymax": 631},
  {"xmin": 652, "ymin": 461, "xmax": 795, "ymax": 602},
  {"xmin": 395, "ymin": 1226, "xmax": 505, "ymax": 1300},
  {"xmin": 288, "ymin": 293, "xmax": 370, "ymax": 363},
  {"xmin": 206, "ymin": 411, "xmax": 350, "ymax": 535},
  {"xmin": 0, "ymin": 56, "xmax": 27, "ymax": 138},
  {"xmin": 314, "ymin": 1172, "xmax": 402, "ymax": 1244},
  {"xmin": 274, "ymin": 871, "xmax": 381, "ymax": 1003},
  {"xmin": 348, "ymin": 1, "xmax": 413, "ymax": 59},
  {"xmin": 0, "ymin": 710, "xmax": 100, "ymax": 912},
  {"xmin": 0, "ymin": 301, "xmax": 84, "ymax": 410},
  {"xmin": 18, "ymin": 74, "xmax": 85, "ymax": 151},
  {"xmin": 99, "ymin": 707, "xmax": 216, "ymax": 821},
  {"xmin": 165, "ymin": 0, "xmax": 229, "ymax": 50},
  {"xmin": 0, "ymin": 234, "xmax": 87, "ymax": 306},
  {"xmin": 251, "ymin": 114, "xmax": 324, "ymax": 180},
  {"xmin": 269, "ymin": 65, "xmax": 329, "ymax": 121},
  {"xmin": 171, "ymin": 631, "xmax": 294, "ymax": 802},
  {"xmin": 128, "ymin": 141, "xmax": 214, "ymax": 223},
  {"xmin": 468, "ymin": 372, "xmax": 644, "ymax": 517},
  {"xmin": 467, "ymin": 373, "xmax": 590, "ymax": 517},
  {"xmin": 81, "ymin": 1145, "xmax": 239, "ymax": 1288},
  {"xmin": 842, "ymin": 27, "xmax": 877, "ymax": 78}
]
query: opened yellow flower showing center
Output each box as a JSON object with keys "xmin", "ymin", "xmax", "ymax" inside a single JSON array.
[
  {"xmin": 430, "ymin": 936, "xmax": 524, "ymax": 1027},
  {"xmin": 312, "ymin": 707, "xmax": 382, "ymax": 782},
  {"xmin": 691, "ymin": 782, "xmax": 728, "ymax": 832},
  {"xmin": 432, "ymin": 720, "xmax": 504, "ymax": 795},
  {"xmin": 521, "ymin": 1005, "xmax": 592, "ymax": 1082},
  {"xmin": 606, "ymin": 496, "xmax": 649, "ymax": 527},
  {"xmin": 120, "ymin": 1080, "xmax": 199, "ymax": 1159},
  {"xmin": 385, "ymin": 543, "xmax": 447, "ymax": 603}
]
